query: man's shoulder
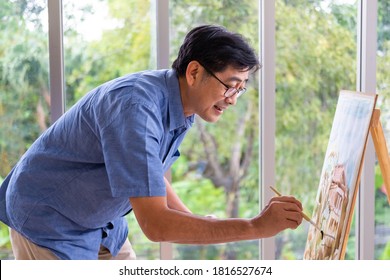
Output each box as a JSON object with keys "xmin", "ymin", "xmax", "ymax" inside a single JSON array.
[{"xmin": 109, "ymin": 69, "xmax": 171, "ymax": 89}]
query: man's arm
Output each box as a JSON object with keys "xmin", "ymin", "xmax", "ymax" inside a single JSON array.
[{"xmin": 129, "ymin": 194, "xmax": 303, "ymax": 244}]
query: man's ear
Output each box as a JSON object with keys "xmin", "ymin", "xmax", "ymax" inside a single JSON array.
[{"xmin": 185, "ymin": 61, "xmax": 202, "ymax": 86}]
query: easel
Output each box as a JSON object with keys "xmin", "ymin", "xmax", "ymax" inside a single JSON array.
[
  {"xmin": 338, "ymin": 108, "xmax": 390, "ymax": 260},
  {"xmin": 370, "ymin": 108, "xmax": 390, "ymax": 204},
  {"xmin": 340, "ymin": 107, "xmax": 390, "ymax": 259}
]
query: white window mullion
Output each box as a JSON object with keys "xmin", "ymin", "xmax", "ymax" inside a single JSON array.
[
  {"xmin": 47, "ymin": 0, "xmax": 65, "ymax": 123},
  {"xmin": 155, "ymin": 0, "xmax": 172, "ymax": 260},
  {"xmin": 356, "ymin": 0, "xmax": 377, "ymax": 260},
  {"xmin": 260, "ymin": 0, "xmax": 276, "ymax": 260}
]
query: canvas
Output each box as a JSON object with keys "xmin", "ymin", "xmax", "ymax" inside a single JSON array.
[{"xmin": 303, "ymin": 90, "xmax": 377, "ymax": 260}]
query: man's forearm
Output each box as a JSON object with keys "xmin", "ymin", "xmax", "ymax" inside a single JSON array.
[
  {"xmin": 130, "ymin": 195, "xmax": 302, "ymax": 245},
  {"xmin": 131, "ymin": 196, "xmax": 258, "ymax": 244},
  {"xmin": 156, "ymin": 208, "xmax": 257, "ymax": 244}
]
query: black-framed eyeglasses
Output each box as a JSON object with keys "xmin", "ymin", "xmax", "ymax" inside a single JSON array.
[{"xmin": 200, "ymin": 64, "xmax": 247, "ymax": 98}]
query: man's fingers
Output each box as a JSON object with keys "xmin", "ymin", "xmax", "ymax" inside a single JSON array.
[
  {"xmin": 270, "ymin": 195, "xmax": 303, "ymax": 211},
  {"xmin": 286, "ymin": 217, "xmax": 301, "ymax": 229}
]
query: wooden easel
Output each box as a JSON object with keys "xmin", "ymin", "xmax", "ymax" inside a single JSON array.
[
  {"xmin": 340, "ymin": 108, "xmax": 390, "ymax": 260},
  {"xmin": 370, "ymin": 108, "xmax": 390, "ymax": 204}
]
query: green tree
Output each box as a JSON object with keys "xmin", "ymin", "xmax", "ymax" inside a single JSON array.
[
  {"xmin": 0, "ymin": 0, "xmax": 49, "ymax": 258},
  {"xmin": 275, "ymin": 0, "xmax": 356, "ymax": 209},
  {"xmin": 65, "ymin": 0, "xmax": 154, "ymax": 108},
  {"xmin": 274, "ymin": 0, "xmax": 357, "ymax": 259},
  {"xmin": 378, "ymin": 0, "xmax": 390, "ymax": 52},
  {"xmin": 169, "ymin": 0, "xmax": 260, "ymax": 259},
  {"xmin": 170, "ymin": 0, "xmax": 260, "ymax": 218},
  {"xmin": 0, "ymin": 0, "xmax": 49, "ymax": 177}
]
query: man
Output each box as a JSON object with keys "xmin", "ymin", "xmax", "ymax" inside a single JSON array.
[{"xmin": 0, "ymin": 25, "xmax": 303, "ymax": 260}]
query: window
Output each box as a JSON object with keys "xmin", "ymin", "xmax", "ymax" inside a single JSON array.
[
  {"xmin": 169, "ymin": 0, "xmax": 261, "ymax": 260},
  {"xmin": 0, "ymin": 0, "xmax": 49, "ymax": 259},
  {"xmin": 62, "ymin": 0, "xmax": 159, "ymax": 260},
  {"xmin": 274, "ymin": 0, "xmax": 358, "ymax": 259}
]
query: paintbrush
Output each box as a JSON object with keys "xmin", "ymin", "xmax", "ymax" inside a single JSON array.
[{"xmin": 269, "ymin": 186, "xmax": 335, "ymax": 240}]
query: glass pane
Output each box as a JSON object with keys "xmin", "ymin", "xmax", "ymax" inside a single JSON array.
[
  {"xmin": 0, "ymin": 0, "xmax": 49, "ymax": 259},
  {"xmin": 169, "ymin": 0, "xmax": 260, "ymax": 260},
  {"xmin": 275, "ymin": 0, "xmax": 358, "ymax": 259},
  {"xmin": 63, "ymin": 0, "xmax": 158, "ymax": 260},
  {"xmin": 375, "ymin": 0, "xmax": 390, "ymax": 260}
]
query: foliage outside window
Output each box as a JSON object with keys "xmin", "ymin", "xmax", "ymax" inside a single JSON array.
[{"xmin": 275, "ymin": 0, "xmax": 358, "ymax": 259}]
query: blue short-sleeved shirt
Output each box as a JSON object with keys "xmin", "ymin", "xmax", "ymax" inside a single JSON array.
[{"xmin": 0, "ymin": 69, "xmax": 194, "ymax": 259}]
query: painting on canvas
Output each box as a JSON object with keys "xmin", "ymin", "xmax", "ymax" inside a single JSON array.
[{"xmin": 303, "ymin": 90, "xmax": 377, "ymax": 260}]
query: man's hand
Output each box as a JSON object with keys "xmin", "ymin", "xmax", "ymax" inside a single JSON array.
[{"xmin": 251, "ymin": 196, "xmax": 303, "ymax": 238}]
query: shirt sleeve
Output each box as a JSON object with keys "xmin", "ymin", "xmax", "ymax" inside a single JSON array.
[{"xmin": 99, "ymin": 102, "xmax": 166, "ymax": 198}]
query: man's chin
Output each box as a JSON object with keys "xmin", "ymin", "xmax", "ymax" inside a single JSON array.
[{"xmin": 197, "ymin": 114, "xmax": 220, "ymax": 123}]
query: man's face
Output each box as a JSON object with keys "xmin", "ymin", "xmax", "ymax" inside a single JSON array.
[{"xmin": 191, "ymin": 65, "xmax": 249, "ymax": 123}]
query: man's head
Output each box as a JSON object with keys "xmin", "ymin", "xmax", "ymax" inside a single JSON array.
[
  {"xmin": 172, "ymin": 25, "xmax": 260, "ymax": 76},
  {"xmin": 174, "ymin": 25, "xmax": 260, "ymax": 123}
]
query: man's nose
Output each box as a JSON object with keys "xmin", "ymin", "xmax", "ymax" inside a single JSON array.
[{"xmin": 225, "ymin": 94, "xmax": 238, "ymax": 105}]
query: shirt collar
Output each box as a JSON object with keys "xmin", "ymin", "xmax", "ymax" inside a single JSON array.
[{"xmin": 166, "ymin": 69, "xmax": 194, "ymax": 131}]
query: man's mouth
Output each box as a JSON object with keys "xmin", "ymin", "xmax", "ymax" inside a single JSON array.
[{"xmin": 214, "ymin": 105, "xmax": 225, "ymax": 112}]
